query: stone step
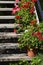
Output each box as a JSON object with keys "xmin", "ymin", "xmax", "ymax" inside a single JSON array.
[
  {"xmin": 0, "ymin": 33, "xmax": 22, "ymax": 39},
  {"xmin": 0, "ymin": 43, "xmax": 18, "ymax": 49},
  {"xmin": 0, "ymin": 54, "xmax": 31, "ymax": 62},
  {"xmin": 0, "ymin": 8, "xmax": 12, "ymax": 11},
  {"xmin": 0, "ymin": 1, "xmax": 18, "ymax": 4},
  {"xmin": 0, "ymin": 16, "xmax": 15, "ymax": 19},
  {"xmin": 0, "ymin": 24, "xmax": 19, "ymax": 28}
]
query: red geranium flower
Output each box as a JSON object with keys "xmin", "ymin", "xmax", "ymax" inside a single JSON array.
[
  {"xmin": 21, "ymin": 2, "xmax": 30, "ymax": 9},
  {"xmin": 32, "ymin": 0, "xmax": 37, "ymax": 2},
  {"xmin": 15, "ymin": 16, "xmax": 21, "ymax": 19},
  {"xmin": 32, "ymin": 32, "xmax": 37, "ymax": 36},
  {"xmin": 32, "ymin": 32, "xmax": 43, "ymax": 40},
  {"xmin": 14, "ymin": 29, "xmax": 17, "ymax": 33},
  {"xmin": 30, "ymin": 19, "xmax": 37, "ymax": 25},
  {"xmin": 37, "ymin": 35, "xmax": 43, "ymax": 41},
  {"xmin": 24, "ymin": 2, "xmax": 30, "ymax": 5},
  {"xmin": 36, "ymin": 32, "xmax": 41, "ymax": 36},
  {"xmin": 36, "ymin": 32, "xmax": 43, "ymax": 40},
  {"xmin": 24, "ymin": 5, "xmax": 30, "ymax": 8},
  {"xmin": 30, "ymin": 9, "xmax": 34, "ymax": 14},
  {"xmin": 30, "ymin": 21, "xmax": 35, "ymax": 25},
  {"xmin": 21, "ymin": 5, "xmax": 30, "ymax": 10},
  {"xmin": 26, "ymin": 2, "xmax": 30, "ymax": 4},
  {"xmin": 30, "ymin": 6, "xmax": 34, "ymax": 14}
]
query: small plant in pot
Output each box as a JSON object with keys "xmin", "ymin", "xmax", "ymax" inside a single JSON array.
[{"xmin": 18, "ymin": 25, "xmax": 43, "ymax": 57}]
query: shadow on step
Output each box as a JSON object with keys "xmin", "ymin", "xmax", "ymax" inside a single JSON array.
[{"xmin": 0, "ymin": 48, "xmax": 27, "ymax": 54}]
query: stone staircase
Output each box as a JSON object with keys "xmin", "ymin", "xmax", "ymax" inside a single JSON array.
[{"xmin": 0, "ymin": 0, "xmax": 31, "ymax": 62}]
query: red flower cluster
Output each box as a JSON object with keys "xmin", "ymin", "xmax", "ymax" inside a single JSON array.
[
  {"xmin": 32, "ymin": 32, "xmax": 41, "ymax": 36},
  {"xmin": 32, "ymin": 0, "xmax": 37, "ymax": 2},
  {"xmin": 15, "ymin": 16, "xmax": 21, "ymax": 19},
  {"xmin": 21, "ymin": 5, "xmax": 30, "ymax": 9},
  {"xmin": 30, "ymin": 19, "xmax": 37, "ymax": 25},
  {"xmin": 36, "ymin": 32, "xmax": 43, "ymax": 40},
  {"xmin": 32, "ymin": 32, "xmax": 43, "ymax": 41},
  {"xmin": 21, "ymin": 2, "xmax": 30, "ymax": 9},
  {"xmin": 30, "ymin": 6, "xmax": 34, "ymax": 14},
  {"xmin": 24, "ymin": 2, "xmax": 30, "ymax": 5}
]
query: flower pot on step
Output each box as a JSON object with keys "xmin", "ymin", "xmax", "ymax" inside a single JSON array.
[{"xmin": 27, "ymin": 49, "xmax": 37, "ymax": 57}]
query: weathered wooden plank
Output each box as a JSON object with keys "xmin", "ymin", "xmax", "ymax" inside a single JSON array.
[
  {"xmin": 0, "ymin": 54, "xmax": 31, "ymax": 62},
  {"xmin": 0, "ymin": 33, "xmax": 22, "ymax": 39},
  {"xmin": 0, "ymin": 24, "xmax": 19, "ymax": 28},
  {"xmin": 0, "ymin": 43, "xmax": 19, "ymax": 49},
  {"xmin": 0, "ymin": 16, "xmax": 15, "ymax": 19},
  {"xmin": 0, "ymin": 1, "xmax": 18, "ymax": 4},
  {"xmin": 0, "ymin": 8, "xmax": 12, "ymax": 11}
]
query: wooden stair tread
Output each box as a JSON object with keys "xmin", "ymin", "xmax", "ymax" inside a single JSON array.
[
  {"xmin": 0, "ymin": 24, "xmax": 19, "ymax": 28},
  {"xmin": 0, "ymin": 54, "xmax": 31, "ymax": 62},
  {"xmin": 0, "ymin": 43, "xmax": 18, "ymax": 49},
  {"xmin": 0, "ymin": 33, "xmax": 22, "ymax": 39},
  {"xmin": 0, "ymin": 1, "xmax": 18, "ymax": 4},
  {"xmin": 0, "ymin": 16, "xmax": 15, "ymax": 19},
  {"xmin": 0, "ymin": 8, "xmax": 12, "ymax": 11}
]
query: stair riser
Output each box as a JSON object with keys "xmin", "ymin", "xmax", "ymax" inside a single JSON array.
[
  {"xmin": 0, "ymin": 38, "xmax": 18, "ymax": 43},
  {"xmin": 0, "ymin": 11, "xmax": 12, "ymax": 15},
  {"xmin": 0, "ymin": 19, "xmax": 14, "ymax": 23},
  {"xmin": 0, "ymin": 29, "xmax": 14, "ymax": 32},
  {"xmin": 0, "ymin": 49, "xmax": 26, "ymax": 54}
]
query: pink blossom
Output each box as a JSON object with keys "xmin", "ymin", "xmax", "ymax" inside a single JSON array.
[
  {"xmin": 12, "ymin": 8, "xmax": 16, "ymax": 14},
  {"xmin": 15, "ymin": 0, "xmax": 19, "ymax": 2},
  {"xmin": 14, "ymin": 3, "xmax": 18, "ymax": 8},
  {"xmin": 16, "ymin": 8, "xmax": 21, "ymax": 11},
  {"xmin": 12, "ymin": 8, "xmax": 17, "ymax": 14},
  {"xmin": 12, "ymin": 7, "xmax": 20, "ymax": 14}
]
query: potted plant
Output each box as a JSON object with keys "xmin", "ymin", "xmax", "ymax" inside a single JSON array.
[{"xmin": 18, "ymin": 25, "xmax": 43, "ymax": 57}]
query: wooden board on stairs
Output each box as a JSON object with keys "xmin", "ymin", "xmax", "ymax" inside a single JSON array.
[{"xmin": 0, "ymin": 54, "xmax": 31, "ymax": 62}]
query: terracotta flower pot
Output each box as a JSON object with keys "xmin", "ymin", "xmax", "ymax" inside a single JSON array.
[{"xmin": 27, "ymin": 49, "xmax": 37, "ymax": 57}]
